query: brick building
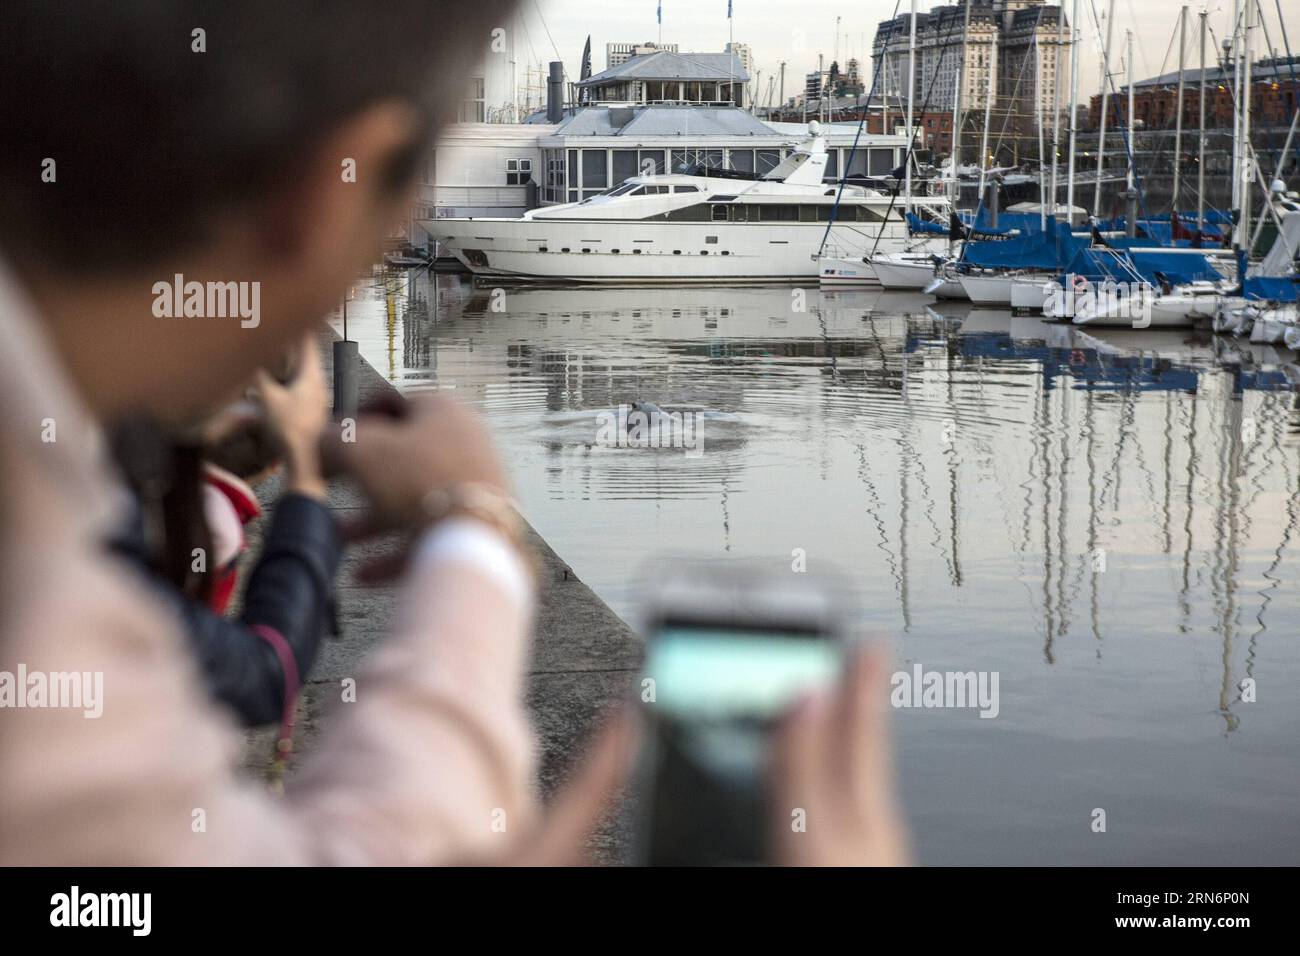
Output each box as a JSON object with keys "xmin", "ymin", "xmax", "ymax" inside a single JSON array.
[{"xmin": 1086, "ymin": 55, "xmax": 1298, "ymax": 130}]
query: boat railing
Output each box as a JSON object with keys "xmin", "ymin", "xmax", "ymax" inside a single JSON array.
[{"xmin": 819, "ymin": 225, "xmax": 880, "ymax": 260}]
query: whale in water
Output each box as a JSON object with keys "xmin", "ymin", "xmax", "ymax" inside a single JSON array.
[{"xmin": 629, "ymin": 400, "xmax": 665, "ymax": 422}]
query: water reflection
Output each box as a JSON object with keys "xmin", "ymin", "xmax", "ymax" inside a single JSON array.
[{"xmin": 333, "ymin": 269, "xmax": 1300, "ymax": 864}]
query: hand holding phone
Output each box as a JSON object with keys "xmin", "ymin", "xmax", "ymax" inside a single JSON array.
[{"xmin": 633, "ymin": 562, "xmax": 880, "ymax": 866}]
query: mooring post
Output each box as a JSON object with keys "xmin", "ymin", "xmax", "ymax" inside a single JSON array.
[{"xmin": 333, "ymin": 293, "xmax": 358, "ymax": 422}]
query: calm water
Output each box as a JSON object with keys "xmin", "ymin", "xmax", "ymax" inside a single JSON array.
[{"xmin": 333, "ymin": 269, "xmax": 1300, "ymax": 865}]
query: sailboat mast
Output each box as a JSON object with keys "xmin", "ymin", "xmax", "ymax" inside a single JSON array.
[
  {"xmin": 883, "ymin": 49, "xmax": 889, "ymax": 134},
  {"xmin": 951, "ymin": 0, "xmax": 971, "ymax": 196},
  {"xmin": 1238, "ymin": 0, "xmax": 1253, "ymax": 254},
  {"xmin": 904, "ymin": 0, "xmax": 918, "ymax": 216},
  {"xmin": 1172, "ymin": 7, "xmax": 1187, "ymax": 213},
  {"xmin": 1066, "ymin": 0, "xmax": 1081, "ymax": 218},
  {"xmin": 1050, "ymin": 3, "xmax": 1065, "ymax": 214},
  {"xmin": 1037, "ymin": 32, "xmax": 1047, "ymax": 229},
  {"xmin": 949, "ymin": 0, "xmax": 972, "ymax": 252},
  {"xmin": 1126, "ymin": 30, "xmax": 1134, "ymax": 193},
  {"xmin": 1230, "ymin": 0, "xmax": 1242, "ymax": 212},
  {"xmin": 978, "ymin": 25, "xmax": 997, "ymax": 197},
  {"xmin": 1198, "ymin": 9, "xmax": 1207, "ymax": 233},
  {"xmin": 1093, "ymin": 0, "xmax": 1117, "ymax": 216}
]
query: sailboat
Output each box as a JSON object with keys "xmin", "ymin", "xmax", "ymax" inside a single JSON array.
[{"xmin": 817, "ymin": 0, "xmax": 953, "ymax": 288}]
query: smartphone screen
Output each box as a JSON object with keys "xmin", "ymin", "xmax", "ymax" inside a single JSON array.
[{"xmin": 636, "ymin": 621, "xmax": 841, "ymax": 866}]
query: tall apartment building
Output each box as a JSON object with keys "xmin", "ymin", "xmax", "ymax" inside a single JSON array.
[
  {"xmin": 606, "ymin": 41, "xmax": 679, "ymax": 70},
  {"xmin": 726, "ymin": 41, "xmax": 754, "ymax": 77},
  {"xmin": 871, "ymin": 0, "xmax": 1070, "ymax": 161}
]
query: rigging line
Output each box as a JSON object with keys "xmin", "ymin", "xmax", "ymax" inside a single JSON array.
[
  {"xmin": 517, "ymin": 12, "xmax": 539, "ymax": 67},
  {"xmin": 816, "ymin": 0, "xmax": 903, "ymax": 258},
  {"xmin": 1204, "ymin": 15, "xmax": 1276, "ymax": 225},
  {"xmin": 1275, "ymin": 0, "xmax": 1299, "ymax": 97},
  {"xmin": 1122, "ymin": 0, "xmax": 1154, "ymax": 81},
  {"xmin": 533, "ymin": 0, "xmax": 564, "ymax": 75},
  {"xmin": 866, "ymin": 10, "xmax": 972, "ymax": 259},
  {"xmin": 1254, "ymin": 3, "xmax": 1299, "ymax": 178},
  {"xmin": 1089, "ymin": 0, "xmax": 1154, "ymax": 224},
  {"xmin": 1128, "ymin": 17, "xmax": 1181, "ymax": 214},
  {"xmin": 986, "ymin": 4, "xmax": 1048, "ymax": 169}
]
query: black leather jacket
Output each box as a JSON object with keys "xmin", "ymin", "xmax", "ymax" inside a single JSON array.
[{"xmin": 109, "ymin": 492, "xmax": 341, "ymax": 727}]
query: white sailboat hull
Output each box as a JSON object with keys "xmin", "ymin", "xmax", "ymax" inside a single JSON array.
[
  {"xmin": 869, "ymin": 254, "xmax": 940, "ymax": 291},
  {"xmin": 1072, "ymin": 291, "xmax": 1221, "ymax": 328},
  {"xmin": 958, "ymin": 273, "xmax": 1017, "ymax": 305},
  {"xmin": 1010, "ymin": 277, "xmax": 1057, "ymax": 314},
  {"xmin": 1247, "ymin": 304, "xmax": 1299, "ymax": 344},
  {"xmin": 818, "ymin": 257, "xmax": 879, "ymax": 285}
]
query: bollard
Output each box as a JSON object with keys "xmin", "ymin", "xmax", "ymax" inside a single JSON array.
[{"xmin": 332, "ymin": 339, "xmax": 359, "ymax": 422}]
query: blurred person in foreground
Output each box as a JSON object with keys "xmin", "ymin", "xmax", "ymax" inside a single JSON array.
[{"xmin": 0, "ymin": 0, "xmax": 906, "ymax": 865}]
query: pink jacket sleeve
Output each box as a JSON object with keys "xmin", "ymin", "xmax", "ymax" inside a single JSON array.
[{"xmin": 0, "ymin": 532, "xmax": 536, "ymax": 866}]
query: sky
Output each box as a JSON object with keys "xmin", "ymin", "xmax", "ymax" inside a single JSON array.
[{"xmin": 509, "ymin": 0, "xmax": 1294, "ymax": 106}]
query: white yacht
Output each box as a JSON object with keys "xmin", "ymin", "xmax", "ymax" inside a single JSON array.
[{"xmin": 428, "ymin": 124, "xmax": 923, "ymax": 283}]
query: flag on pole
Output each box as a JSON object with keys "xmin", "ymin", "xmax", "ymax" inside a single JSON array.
[
  {"xmin": 728, "ymin": 0, "xmax": 733, "ymax": 18},
  {"xmin": 657, "ymin": 1, "xmax": 662, "ymax": 24}
]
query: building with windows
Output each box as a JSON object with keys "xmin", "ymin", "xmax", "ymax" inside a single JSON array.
[
  {"xmin": 577, "ymin": 50, "xmax": 748, "ymax": 106},
  {"xmin": 871, "ymin": 0, "xmax": 1069, "ymax": 161},
  {"xmin": 1085, "ymin": 54, "xmax": 1299, "ymax": 131},
  {"xmin": 805, "ymin": 70, "xmax": 826, "ymax": 101},
  {"xmin": 726, "ymin": 41, "xmax": 754, "ymax": 77},
  {"xmin": 606, "ymin": 41, "xmax": 679, "ymax": 70}
]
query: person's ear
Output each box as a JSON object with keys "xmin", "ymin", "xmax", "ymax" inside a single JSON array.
[{"xmin": 253, "ymin": 100, "xmax": 423, "ymax": 276}]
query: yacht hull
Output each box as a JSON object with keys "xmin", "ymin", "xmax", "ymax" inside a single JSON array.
[{"xmin": 426, "ymin": 217, "xmax": 910, "ymax": 283}]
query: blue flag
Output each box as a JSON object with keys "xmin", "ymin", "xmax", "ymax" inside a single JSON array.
[
  {"xmin": 657, "ymin": 1, "xmax": 662, "ymax": 24},
  {"xmin": 728, "ymin": 0, "xmax": 733, "ymax": 17}
]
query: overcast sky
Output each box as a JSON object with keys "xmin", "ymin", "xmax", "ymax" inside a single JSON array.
[{"xmin": 513, "ymin": 1, "xmax": 1292, "ymax": 104}]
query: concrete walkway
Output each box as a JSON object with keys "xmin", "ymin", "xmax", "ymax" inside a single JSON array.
[{"xmin": 240, "ymin": 325, "xmax": 640, "ymax": 862}]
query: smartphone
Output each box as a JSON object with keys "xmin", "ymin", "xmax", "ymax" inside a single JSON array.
[{"xmin": 632, "ymin": 563, "xmax": 848, "ymax": 866}]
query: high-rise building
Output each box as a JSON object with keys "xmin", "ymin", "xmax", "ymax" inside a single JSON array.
[
  {"xmin": 726, "ymin": 41, "xmax": 754, "ymax": 77},
  {"xmin": 871, "ymin": 0, "xmax": 1070, "ymax": 159},
  {"xmin": 805, "ymin": 70, "xmax": 826, "ymax": 100},
  {"xmin": 606, "ymin": 41, "xmax": 679, "ymax": 70}
]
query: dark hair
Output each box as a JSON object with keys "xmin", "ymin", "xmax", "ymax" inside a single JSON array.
[
  {"xmin": 206, "ymin": 419, "xmax": 284, "ymax": 481},
  {"xmin": 108, "ymin": 419, "xmax": 215, "ymax": 602},
  {"xmin": 0, "ymin": 0, "xmax": 512, "ymax": 273}
]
